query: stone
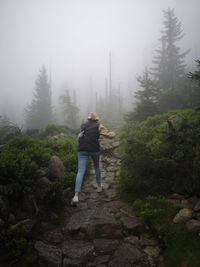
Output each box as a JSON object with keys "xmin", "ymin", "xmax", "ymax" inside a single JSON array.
[
  {"xmin": 63, "ymin": 258, "xmax": 80, "ymax": 267},
  {"xmin": 42, "ymin": 228, "xmax": 64, "ymax": 244},
  {"xmin": 86, "ymin": 255, "xmax": 110, "ymax": 266},
  {"xmin": 49, "ymin": 156, "xmax": 66, "ymax": 180},
  {"xmin": 108, "ymin": 243, "xmax": 147, "ymax": 267},
  {"xmin": 169, "ymin": 193, "xmax": 185, "ymax": 200},
  {"xmin": 65, "ymin": 209, "xmax": 96, "ymax": 233},
  {"xmin": 10, "ymin": 218, "xmax": 35, "ymax": 234},
  {"xmin": 194, "ymin": 199, "xmax": 200, "ymax": 211},
  {"xmin": 124, "ymin": 236, "xmax": 141, "ymax": 247},
  {"xmin": 116, "ymin": 170, "xmax": 120, "ymax": 177},
  {"xmin": 103, "ymin": 200, "xmax": 124, "ymax": 209},
  {"xmin": 106, "ymin": 166, "xmax": 119, "ymax": 172},
  {"xmin": 144, "ymin": 246, "xmax": 160, "ymax": 267},
  {"xmin": 120, "ymin": 215, "xmax": 145, "ymax": 233},
  {"xmin": 62, "ymin": 240, "xmax": 94, "ymax": 262},
  {"xmin": 140, "ymin": 233, "xmax": 159, "ymax": 247},
  {"xmin": 35, "ymin": 177, "xmax": 52, "ymax": 200},
  {"xmin": 187, "ymin": 196, "xmax": 199, "ymax": 209},
  {"xmin": 173, "ymin": 208, "xmax": 193, "ymax": 223},
  {"xmin": 111, "ymin": 141, "xmax": 120, "ymax": 148},
  {"xmin": 185, "ymin": 219, "xmax": 200, "ymax": 233},
  {"xmin": 34, "ymin": 240, "xmax": 62, "ymax": 267},
  {"xmin": 93, "ymin": 239, "xmax": 119, "ymax": 254}
]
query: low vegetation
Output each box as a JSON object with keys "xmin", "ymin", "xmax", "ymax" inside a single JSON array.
[
  {"xmin": 120, "ymin": 108, "xmax": 200, "ymax": 200},
  {"xmin": 0, "ymin": 124, "xmax": 77, "ymax": 266},
  {"xmin": 134, "ymin": 196, "xmax": 200, "ymax": 267},
  {"xmin": 120, "ymin": 108, "xmax": 200, "ymax": 266}
]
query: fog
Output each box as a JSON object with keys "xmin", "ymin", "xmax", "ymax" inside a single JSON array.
[{"xmin": 0, "ymin": 0, "xmax": 200, "ymax": 124}]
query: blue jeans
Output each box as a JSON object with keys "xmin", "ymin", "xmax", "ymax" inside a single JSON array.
[{"xmin": 75, "ymin": 151, "xmax": 101, "ymax": 192}]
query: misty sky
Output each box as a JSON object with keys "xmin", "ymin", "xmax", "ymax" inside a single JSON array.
[{"xmin": 0, "ymin": 0, "xmax": 200, "ymax": 123}]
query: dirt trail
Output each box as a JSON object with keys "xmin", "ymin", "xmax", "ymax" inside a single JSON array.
[{"xmin": 34, "ymin": 138, "xmax": 163, "ymax": 267}]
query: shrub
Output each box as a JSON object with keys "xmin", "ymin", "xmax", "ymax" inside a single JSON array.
[
  {"xmin": 0, "ymin": 136, "xmax": 51, "ymax": 199},
  {"xmin": 120, "ymin": 108, "xmax": 200, "ymax": 200},
  {"xmin": 133, "ymin": 196, "xmax": 200, "ymax": 267}
]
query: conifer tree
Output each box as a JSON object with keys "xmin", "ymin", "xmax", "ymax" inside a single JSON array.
[
  {"xmin": 132, "ymin": 68, "xmax": 159, "ymax": 120},
  {"xmin": 152, "ymin": 8, "xmax": 189, "ymax": 91},
  {"xmin": 59, "ymin": 89, "xmax": 79, "ymax": 129},
  {"xmin": 25, "ymin": 65, "xmax": 53, "ymax": 129},
  {"xmin": 188, "ymin": 60, "xmax": 200, "ymax": 106}
]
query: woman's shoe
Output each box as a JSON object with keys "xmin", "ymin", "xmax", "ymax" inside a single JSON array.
[
  {"xmin": 71, "ymin": 195, "xmax": 79, "ymax": 205},
  {"xmin": 97, "ymin": 184, "xmax": 103, "ymax": 193}
]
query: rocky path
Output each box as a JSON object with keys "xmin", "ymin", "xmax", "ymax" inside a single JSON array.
[{"xmin": 34, "ymin": 138, "xmax": 163, "ymax": 267}]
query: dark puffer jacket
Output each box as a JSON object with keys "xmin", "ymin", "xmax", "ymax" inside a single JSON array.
[{"xmin": 78, "ymin": 120, "xmax": 100, "ymax": 152}]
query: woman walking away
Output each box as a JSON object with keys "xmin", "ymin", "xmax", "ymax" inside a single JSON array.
[{"xmin": 71, "ymin": 112, "xmax": 115, "ymax": 204}]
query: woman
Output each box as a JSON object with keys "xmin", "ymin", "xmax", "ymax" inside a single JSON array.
[{"xmin": 71, "ymin": 112, "xmax": 115, "ymax": 204}]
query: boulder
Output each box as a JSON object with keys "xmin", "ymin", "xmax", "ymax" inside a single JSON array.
[
  {"xmin": 120, "ymin": 215, "xmax": 145, "ymax": 233},
  {"xmin": 49, "ymin": 156, "xmax": 66, "ymax": 180},
  {"xmin": 144, "ymin": 246, "xmax": 160, "ymax": 267},
  {"xmin": 93, "ymin": 239, "xmax": 119, "ymax": 254},
  {"xmin": 108, "ymin": 243, "xmax": 148, "ymax": 267},
  {"xmin": 194, "ymin": 199, "xmax": 200, "ymax": 211},
  {"xmin": 10, "ymin": 218, "xmax": 35, "ymax": 234},
  {"xmin": 124, "ymin": 235, "xmax": 141, "ymax": 247},
  {"xmin": 62, "ymin": 240, "xmax": 94, "ymax": 263},
  {"xmin": 34, "ymin": 240, "xmax": 62, "ymax": 267},
  {"xmin": 185, "ymin": 219, "xmax": 200, "ymax": 233},
  {"xmin": 86, "ymin": 255, "xmax": 110, "ymax": 266},
  {"xmin": 173, "ymin": 208, "xmax": 193, "ymax": 223},
  {"xmin": 35, "ymin": 177, "xmax": 52, "ymax": 200}
]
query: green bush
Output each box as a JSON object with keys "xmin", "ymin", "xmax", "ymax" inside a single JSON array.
[
  {"xmin": 0, "ymin": 126, "xmax": 78, "ymax": 266},
  {"xmin": 133, "ymin": 196, "xmax": 200, "ymax": 267},
  {"xmin": 0, "ymin": 136, "xmax": 50, "ymax": 199},
  {"xmin": 39, "ymin": 123, "xmax": 77, "ymax": 137},
  {"xmin": 44, "ymin": 135, "xmax": 77, "ymax": 187},
  {"xmin": 0, "ymin": 132, "xmax": 77, "ymax": 200},
  {"xmin": 120, "ymin": 108, "xmax": 200, "ymax": 200}
]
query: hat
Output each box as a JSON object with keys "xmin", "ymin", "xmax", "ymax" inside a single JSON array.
[{"xmin": 87, "ymin": 112, "xmax": 99, "ymax": 121}]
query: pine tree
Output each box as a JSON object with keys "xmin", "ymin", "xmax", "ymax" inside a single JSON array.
[
  {"xmin": 132, "ymin": 68, "xmax": 159, "ymax": 121},
  {"xmin": 59, "ymin": 89, "xmax": 79, "ymax": 129},
  {"xmin": 188, "ymin": 60, "xmax": 200, "ymax": 107},
  {"xmin": 25, "ymin": 65, "xmax": 53, "ymax": 129},
  {"xmin": 152, "ymin": 8, "xmax": 190, "ymax": 91}
]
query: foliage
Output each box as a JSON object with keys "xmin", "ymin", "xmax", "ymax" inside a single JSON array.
[
  {"xmin": 39, "ymin": 123, "xmax": 77, "ymax": 137},
  {"xmin": 129, "ymin": 8, "xmax": 193, "ymax": 121},
  {"xmin": 25, "ymin": 65, "xmax": 53, "ymax": 129},
  {"xmin": 0, "ymin": 129, "xmax": 77, "ymax": 200},
  {"xmin": 133, "ymin": 196, "xmax": 200, "ymax": 267},
  {"xmin": 0, "ymin": 227, "xmax": 36, "ymax": 266},
  {"xmin": 0, "ymin": 116, "xmax": 21, "ymax": 143},
  {"xmin": 0, "ymin": 135, "xmax": 50, "ymax": 199},
  {"xmin": 188, "ymin": 60, "xmax": 200, "ymax": 107},
  {"xmin": 0, "ymin": 126, "xmax": 78, "ymax": 265},
  {"xmin": 59, "ymin": 89, "xmax": 79, "ymax": 129},
  {"xmin": 129, "ymin": 68, "xmax": 159, "ymax": 121},
  {"xmin": 44, "ymin": 134, "xmax": 77, "ymax": 186},
  {"xmin": 120, "ymin": 108, "xmax": 200, "ymax": 200},
  {"xmin": 152, "ymin": 8, "xmax": 189, "ymax": 90}
]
